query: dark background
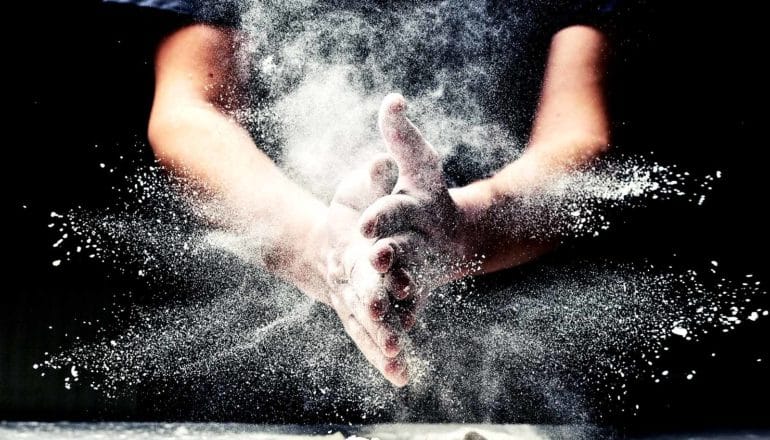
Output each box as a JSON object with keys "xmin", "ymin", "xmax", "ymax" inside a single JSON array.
[{"xmin": 3, "ymin": 0, "xmax": 768, "ymax": 435}]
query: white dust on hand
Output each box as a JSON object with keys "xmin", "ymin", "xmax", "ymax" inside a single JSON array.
[{"xmin": 38, "ymin": 0, "xmax": 767, "ymax": 425}]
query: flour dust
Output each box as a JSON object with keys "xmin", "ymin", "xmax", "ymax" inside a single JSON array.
[
  {"xmin": 36, "ymin": 0, "xmax": 767, "ymax": 426},
  {"xmin": 37, "ymin": 157, "xmax": 765, "ymax": 423}
]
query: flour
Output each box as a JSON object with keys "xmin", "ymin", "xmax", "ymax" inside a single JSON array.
[{"xmin": 36, "ymin": 0, "xmax": 767, "ymax": 425}]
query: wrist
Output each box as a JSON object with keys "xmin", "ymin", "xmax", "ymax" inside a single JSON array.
[
  {"xmin": 447, "ymin": 154, "xmax": 559, "ymax": 278},
  {"xmin": 447, "ymin": 181, "xmax": 496, "ymax": 278},
  {"xmin": 263, "ymin": 201, "xmax": 331, "ymax": 303},
  {"xmin": 295, "ymin": 211, "xmax": 333, "ymax": 303}
]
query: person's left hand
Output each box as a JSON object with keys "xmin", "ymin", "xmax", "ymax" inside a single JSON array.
[{"xmin": 356, "ymin": 94, "xmax": 481, "ymax": 332}]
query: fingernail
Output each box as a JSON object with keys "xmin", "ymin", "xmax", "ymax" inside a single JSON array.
[
  {"xmin": 362, "ymin": 220, "xmax": 375, "ymax": 238},
  {"xmin": 393, "ymin": 276, "xmax": 411, "ymax": 299},
  {"xmin": 370, "ymin": 298, "xmax": 388, "ymax": 320},
  {"xmin": 372, "ymin": 247, "xmax": 392, "ymax": 271},
  {"xmin": 387, "ymin": 94, "xmax": 406, "ymax": 113}
]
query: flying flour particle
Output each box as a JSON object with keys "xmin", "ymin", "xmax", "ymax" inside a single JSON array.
[{"xmin": 671, "ymin": 327, "xmax": 688, "ymax": 338}]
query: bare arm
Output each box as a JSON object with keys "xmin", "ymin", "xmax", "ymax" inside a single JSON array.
[
  {"xmin": 147, "ymin": 24, "xmax": 408, "ymax": 385},
  {"xmin": 358, "ymin": 25, "xmax": 611, "ymax": 296},
  {"xmin": 451, "ymin": 25, "xmax": 611, "ymax": 275},
  {"xmin": 147, "ymin": 24, "xmax": 329, "ymax": 300}
]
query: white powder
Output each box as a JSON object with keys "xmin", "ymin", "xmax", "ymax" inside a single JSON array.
[
  {"xmin": 671, "ymin": 327, "xmax": 688, "ymax": 337},
  {"xmin": 34, "ymin": 0, "xmax": 767, "ymax": 425}
]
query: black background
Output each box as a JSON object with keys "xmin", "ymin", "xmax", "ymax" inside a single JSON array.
[{"xmin": 3, "ymin": 0, "xmax": 768, "ymax": 435}]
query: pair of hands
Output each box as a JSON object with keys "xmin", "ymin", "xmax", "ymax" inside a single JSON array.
[{"xmin": 318, "ymin": 94, "xmax": 475, "ymax": 387}]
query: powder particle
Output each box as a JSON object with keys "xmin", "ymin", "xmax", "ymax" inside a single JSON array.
[{"xmin": 671, "ymin": 327, "xmax": 688, "ymax": 338}]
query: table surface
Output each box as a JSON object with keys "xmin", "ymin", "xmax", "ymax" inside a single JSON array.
[{"xmin": 0, "ymin": 422, "xmax": 768, "ymax": 440}]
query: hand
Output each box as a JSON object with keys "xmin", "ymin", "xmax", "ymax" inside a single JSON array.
[
  {"xmin": 357, "ymin": 94, "xmax": 480, "ymax": 330},
  {"xmin": 322, "ymin": 154, "xmax": 411, "ymax": 387}
]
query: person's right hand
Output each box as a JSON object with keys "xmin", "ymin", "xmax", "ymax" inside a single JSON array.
[{"xmin": 323, "ymin": 154, "xmax": 411, "ymax": 387}]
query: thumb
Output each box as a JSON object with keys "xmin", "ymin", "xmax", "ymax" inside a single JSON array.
[{"xmin": 378, "ymin": 93, "xmax": 444, "ymax": 192}]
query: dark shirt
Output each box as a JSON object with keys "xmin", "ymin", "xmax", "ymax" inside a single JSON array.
[
  {"xmin": 103, "ymin": 0, "xmax": 241, "ymax": 25},
  {"xmin": 103, "ymin": 0, "xmax": 191, "ymax": 14},
  {"xmin": 102, "ymin": 0, "xmax": 619, "ymax": 31}
]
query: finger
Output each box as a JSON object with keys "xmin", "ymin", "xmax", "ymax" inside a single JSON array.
[
  {"xmin": 349, "ymin": 265, "xmax": 391, "ymax": 321},
  {"xmin": 368, "ymin": 154, "xmax": 399, "ymax": 198},
  {"xmin": 332, "ymin": 155, "xmax": 398, "ymax": 211},
  {"xmin": 336, "ymin": 304, "xmax": 407, "ymax": 384},
  {"xmin": 369, "ymin": 239, "xmax": 416, "ymax": 296},
  {"xmin": 367, "ymin": 233, "xmax": 427, "ymax": 272},
  {"xmin": 347, "ymin": 262, "xmax": 403, "ymax": 357},
  {"xmin": 359, "ymin": 194, "xmax": 423, "ymax": 239},
  {"xmin": 378, "ymin": 93, "xmax": 444, "ymax": 191},
  {"xmin": 330, "ymin": 293, "xmax": 409, "ymax": 387},
  {"xmin": 384, "ymin": 266, "xmax": 414, "ymax": 301},
  {"xmin": 394, "ymin": 288, "xmax": 430, "ymax": 332},
  {"xmin": 369, "ymin": 240, "xmax": 394, "ymax": 273}
]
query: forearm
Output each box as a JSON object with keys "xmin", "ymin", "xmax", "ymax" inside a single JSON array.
[
  {"xmin": 449, "ymin": 149, "xmax": 579, "ymax": 277},
  {"xmin": 148, "ymin": 103, "xmax": 329, "ymax": 300},
  {"xmin": 145, "ymin": 24, "xmax": 330, "ymax": 299},
  {"xmin": 449, "ymin": 25, "xmax": 610, "ymax": 278}
]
